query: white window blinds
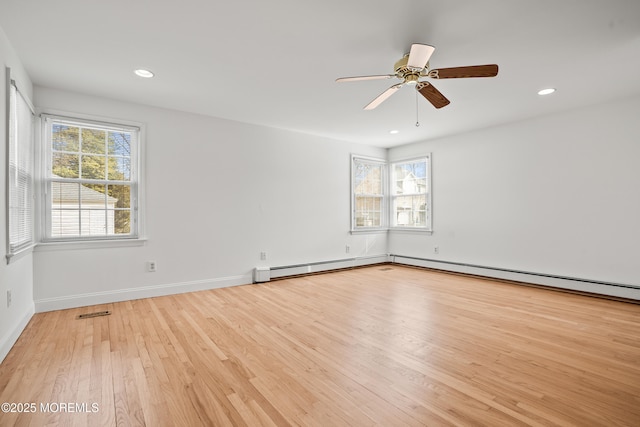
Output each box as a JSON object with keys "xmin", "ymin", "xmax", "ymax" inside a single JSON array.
[{"xmin": 7, "ymin": 79, "xmax": 35, "ymax": 259}]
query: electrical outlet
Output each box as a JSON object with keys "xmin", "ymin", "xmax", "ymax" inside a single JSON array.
[
  {"xmin": 147, "ymin": 261, "xmax": 157, "ymax": 272},
  {"xmin": 345, "ymin": 245, "xmax": 350, "ymax": 254},
  {"xmin": 260, "ymin": 252, "xmax": 267, "ymax": 261},
  {"xmin": 7, "ymin": 289, "xmax": 11, "ymax": 308},
  {"xmin": 434, "ymin": 246, "xmax": 439, "ymax": 254}
]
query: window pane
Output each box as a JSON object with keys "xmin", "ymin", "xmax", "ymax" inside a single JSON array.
[
  {"xmin": 108, "ymin": 131, "xmax": 131, "ymax": 156},
  {"xmin": 51, "ymin": 182, "xmax": 80, "ymax": 210},
  {"xmin": 51, "ymin": 209, "xmax": 79, "ymax": 237},
  {"xmin": 52, "ymin": 124, "xmax": 79, "ymax": 152},
  {"xmin": 81, "ymin": 155, "xmax": 106, "ymax": 179},
  {"xmin": 81, "ymin": 183, "xmax": 106, "ymax": 209},
  {"xmin": 52, "ymin": 153, "xmax": 79, "ymax": 178},
  {"xmin": 108, "ymin": 156, "xmax": 131, "ymax": 181},
  {"xmin": 393, "ymin": 161, "xmax": 427, "ymax": 195},
  {"xmin": 355, "ymin": 195, "xmax": 382, "ymax": 227},
  {"xmin": 355, "ymin": 163, "xmax": 382, "ymax": 194},
  {"xmin": 81, "ymin": 209, "xmax": 108, "ymax": 236},
  {"xmin": 113, "ymin": 210, "xmax": 131, "ymax": 234},
  {"xmin": 81, "ymin": 128, "xmax": 106, "ymax": 153},
  {"xmin": 394, "ymin": 195, "xmax": 427, "ymax": 227},
  {"xmin": 108, "ymin": 184, "xmax": 131, "ymax": 209}
]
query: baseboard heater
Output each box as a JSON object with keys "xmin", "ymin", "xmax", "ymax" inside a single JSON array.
[
  {"xmin": 390, "ymin": 254, "xmax": 640, "ymax": 301},
  {"xmin": 254, "ymin": 255, "xmax": 390, "ymax": 283},
  {"xmin": 253, "ymin": 254, "xmax": 639, "ymax": 301}
]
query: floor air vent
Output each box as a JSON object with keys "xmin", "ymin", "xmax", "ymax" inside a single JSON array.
[
  {"xmin": 77, "ymin": 310, "xmax": 111, "ymax": 319},
  {"xmin": 379, "ymin": 267, "xmax": 393, "ymax": 271}
]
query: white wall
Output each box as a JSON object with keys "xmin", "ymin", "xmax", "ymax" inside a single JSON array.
[
  {"xmin": 388, "ymin": 96, "xmax": 640, "ymax": 289},
  {"xmin": 29, "ymin": 88, "xmax": 640, "ymax": 309},
  {"xmin": 33, "ymin": 87, "xmax": 387, "ymax": 310},
  {"xmin": 0, "ymin": 27, "xmax": 35, "ymax": 362}
]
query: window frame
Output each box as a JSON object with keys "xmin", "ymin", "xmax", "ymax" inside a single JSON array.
[
  {"xmin": 40, "ymin": 113, "xmax": 143, "ymax": 243},
  {"xmin": 351, "ymin": 155, "xmax": 387, "ymax": 232},
  {"xmin": 389, "ymin": 156, "xmax": 432, "ymax": 232},
  {"xmin": 350, "ymin": 154, "xmax": 432, "ymax": 234}
]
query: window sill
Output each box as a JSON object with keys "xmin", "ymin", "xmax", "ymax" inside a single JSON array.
[
  {"xmin": 6, "ymin": 244, "xmax": 36, "ymax": 264},
  {"xmin": 35, "ymin": 238, "xmax": 147, "ymax": 252},
  {"xmin": 350, "ymin": 228, "xmax": 389, "ymax": 235},
  {"xmin": 389, "ymin": 228, "xmax": 433, "ymax": 235}
]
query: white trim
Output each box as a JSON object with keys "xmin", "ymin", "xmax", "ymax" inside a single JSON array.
[
  {"xmin": 39, "ymin": 111, "xmax": 142, "ymax": 132},
  {"xmin": 34, "ymin": 238, "xmax": 147, "ymax": 252},
  {"xmin": 389, "ymin": 228, "xmax": 433, "ymax": 234},
  {"xmin": 5, "ymin": 243, "xmax": 35, "ymax": 263},
  {"xmin": 34, "ymin": 273, "xmax": 253, "ymax": 312},
  {"xmin": 0, "ymin": 303, "xmax": 35, "ymax": 364},
  {"xmin": 350, "ymin": 228, "xmax": 388, "ymax": 235}
]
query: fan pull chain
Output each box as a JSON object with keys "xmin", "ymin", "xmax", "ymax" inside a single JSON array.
[{"xmin": 415, "ymin": 90, "xmax": 420, "ymax": 127}]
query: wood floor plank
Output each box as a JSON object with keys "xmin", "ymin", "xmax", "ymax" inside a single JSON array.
[{"xmin": 1, "ymin": 265, "xmax": 639, "ymax": 426}]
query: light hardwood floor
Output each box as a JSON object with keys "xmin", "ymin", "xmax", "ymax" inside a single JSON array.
[{"xmin": 1, "ymin": 265, "xmax": 639, "ymax": 426}]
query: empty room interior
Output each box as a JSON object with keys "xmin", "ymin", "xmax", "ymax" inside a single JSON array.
[{"xmin": 1, "ymin": 1, "xmax": 639, "ymax": 426}]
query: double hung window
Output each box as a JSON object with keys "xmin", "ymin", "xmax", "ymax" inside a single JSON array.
[
  {"xmin": 42, "ymin": 115, "xmax": 139, "ymax": 241},
  {"xmin": 351, "ymin": 156, "xmax": 385, "ymax": 230},
  {"xmin": 351, "ymin": 155, "xmax": 431, "ymax": 232},
  {"xmin": 390, "ymin": 158, "xmax": 430, "ymax": 229}
]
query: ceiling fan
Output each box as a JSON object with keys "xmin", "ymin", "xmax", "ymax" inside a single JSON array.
[{"xmin": 336, "ymin": 44, "xmax": 498, "ymax": 110}]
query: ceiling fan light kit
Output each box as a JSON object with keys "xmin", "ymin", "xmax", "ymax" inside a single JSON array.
[{"xmin": 337, "ymin": 43, "xmax": 499, "ymax": 110}]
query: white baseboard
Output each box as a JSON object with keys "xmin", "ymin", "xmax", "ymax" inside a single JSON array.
[
  {"xmin": 34, "ymin": 273, "xmax": 253, "ymax": 313},
  {"xmin": 32, "ymin": 254, "xmax": 638, "ymax": 314},
  {"xmin": 391, "ymin": 255, "xmax": 640, "ymax": 301},
  {"xmin": 0, "ymin": 303, "xmax": 35, "ymax": 364}
]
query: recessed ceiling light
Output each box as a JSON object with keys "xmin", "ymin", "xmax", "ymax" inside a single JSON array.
[
  {"xmin": 389, "ymin": 130, "xmax": 400, "ymax": 134},
  {"xmin": 134, "ymin": 69, "xmax": 154, "ymax": 78},
  {"xmin": 537, "ymin": 88, "xmax": 556, "ymax": 96}
]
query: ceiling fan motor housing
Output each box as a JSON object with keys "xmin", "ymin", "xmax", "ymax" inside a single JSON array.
[{"xmin": 394, "ymin": 54, "xmax": 424, "ymax": 85}]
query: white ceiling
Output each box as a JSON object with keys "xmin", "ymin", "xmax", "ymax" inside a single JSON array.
[{"xmin": 1, "ymin": 0, "xmax": 639, "ymax": 147}]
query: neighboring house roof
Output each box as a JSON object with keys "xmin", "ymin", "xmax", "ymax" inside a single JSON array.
[{"xmin": 51, "ymin": 180, "xmax": 118, "ymax": 204}]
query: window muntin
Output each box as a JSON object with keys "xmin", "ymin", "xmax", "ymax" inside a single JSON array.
[
  {"xmin": 390, "ymin": 157, "xmax": 431, "ymax": 230},
  {"xmin": 352, "ymin": 157, "xmax": 386, "ymax": 230},
  {"xmin": 44, "ymin": 116, "xmax": 138, "ymax": 240}
]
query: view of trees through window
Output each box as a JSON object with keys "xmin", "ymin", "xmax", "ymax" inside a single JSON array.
[{"xmin": 50, "ymin": 122, "xmax": 133, "ymax": 237}]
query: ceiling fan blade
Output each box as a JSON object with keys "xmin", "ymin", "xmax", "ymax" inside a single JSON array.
[
  {"xmin": 430, "ymin": 64, "xmax": 499, "ymax": 79},
  {"xmin": 407, "ymin": 44, "xmax": 435, "ymax": 70},
  {"xmin": 416, "ymin": 82, "xmax": 450, "ymax": 109},
  {"xmin": 364, "ymin": 83, "xmax": 404, "ymax": 110},
  {"xmin": 336, "ymin": 74, "xmax": 396, "ymax": 83}
]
